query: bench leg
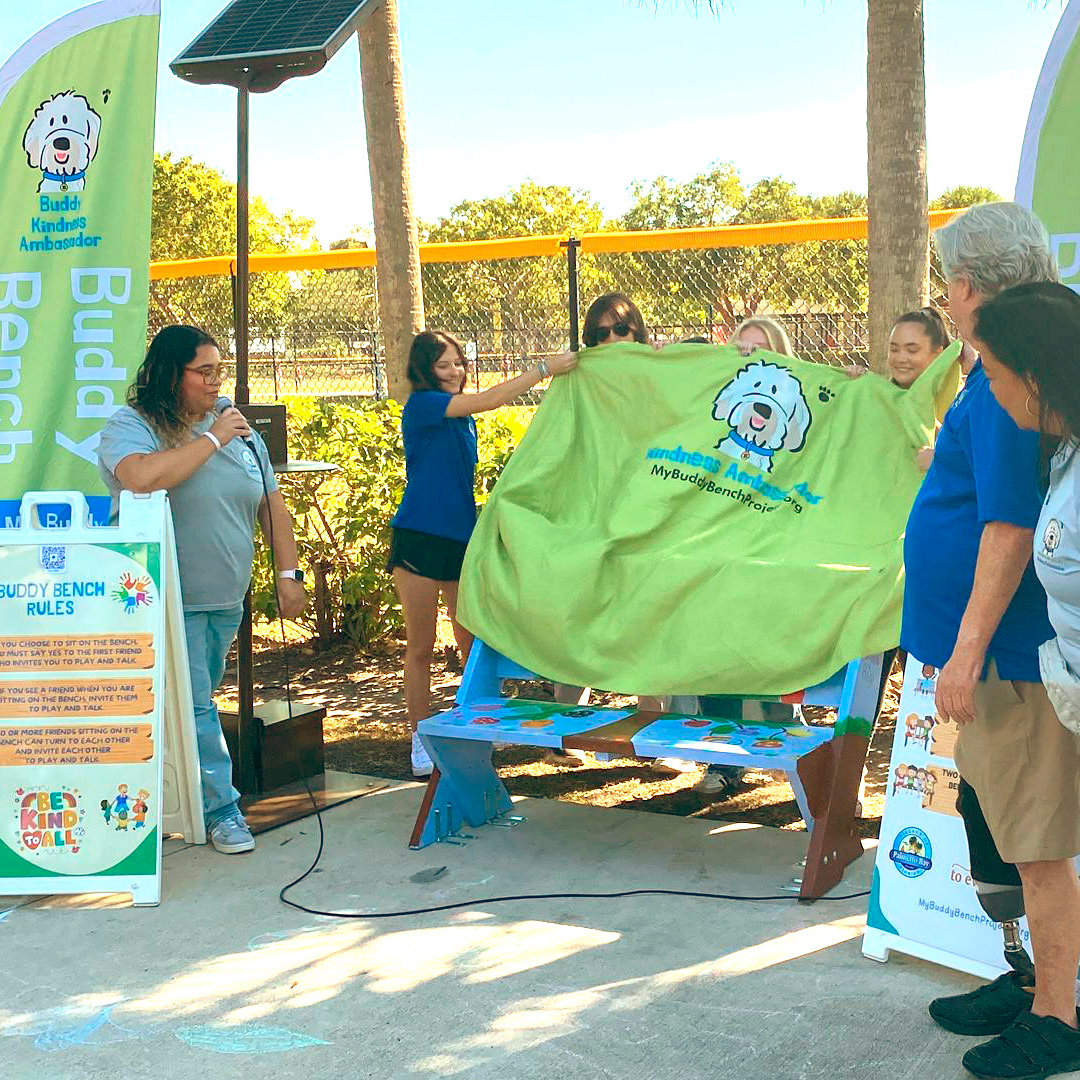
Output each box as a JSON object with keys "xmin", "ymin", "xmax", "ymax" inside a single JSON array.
[
  {"xmin": 796, "ymin": 733, "xmax": 870, "ymax": 900},
  {"xmin": 408, "ymin": 735, "xmax": 513, "ymax": 849}
]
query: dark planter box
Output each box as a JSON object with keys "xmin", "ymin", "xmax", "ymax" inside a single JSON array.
[{"xmin": 220, "ymin": 703, "xmax": 326, "ymax": 795}]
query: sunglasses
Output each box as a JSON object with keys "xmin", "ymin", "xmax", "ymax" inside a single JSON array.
[{"xmin": 595, "ymin": 322, "xmax": 632, "ymax": 343}]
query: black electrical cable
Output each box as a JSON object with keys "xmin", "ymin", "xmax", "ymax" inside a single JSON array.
[{"xmin": 247, "ymin": 415, "xmax": 870, "ymax": 921}]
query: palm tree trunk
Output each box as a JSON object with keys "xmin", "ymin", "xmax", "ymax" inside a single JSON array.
[
  {"xmin": 357, "ymin": 0, "xmax": 423, "ymax": 401},
  {"xmin": 867, "ymin": 0, "xmax": 929, "ymax": 373}
]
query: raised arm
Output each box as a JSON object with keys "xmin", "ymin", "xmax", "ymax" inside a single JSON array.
[{"xmin": 444, "ymin": 351, "xmax": 577, "ymax": 418}]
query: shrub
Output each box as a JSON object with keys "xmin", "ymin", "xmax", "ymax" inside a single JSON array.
[{"xmin": 252, "ymin": 398, "xmax": 532, "ymax": 649}]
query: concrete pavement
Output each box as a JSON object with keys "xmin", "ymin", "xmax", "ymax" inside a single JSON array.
[{"xmin": 0, "ymin": 776, "xmax": 1001, "ymax": 1080}]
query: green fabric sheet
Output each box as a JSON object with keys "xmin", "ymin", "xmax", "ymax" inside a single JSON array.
[{"xmin": 457, "ymin": 341, "xmax": 961, "ymax": 697}]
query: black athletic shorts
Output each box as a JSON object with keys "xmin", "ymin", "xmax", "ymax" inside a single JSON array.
[{"xmin": 386, "ymin": 526, "xmax": 468, "ymax": 582}]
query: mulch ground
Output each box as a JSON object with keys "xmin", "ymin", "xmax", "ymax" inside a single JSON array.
[{"xmin": 219, "ymin": 628, "xmax": 900, "ymax": 840}]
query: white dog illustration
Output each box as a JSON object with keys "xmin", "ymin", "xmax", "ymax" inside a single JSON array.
[
  {"xmin": 712, "ymin": 360, "xmax": 812, "ymax": 473},
  {"xmin": 23, "ymin": 92, "xmax": 101, "ymax": 192}
]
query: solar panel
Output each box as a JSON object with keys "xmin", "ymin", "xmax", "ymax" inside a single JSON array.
[{"xmin": 171, "ymin": 0, "xmax": 376, "ymax": 91}]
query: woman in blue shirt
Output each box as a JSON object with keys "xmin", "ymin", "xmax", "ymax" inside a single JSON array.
[{"xmin": 389, "ymin": 330, "xmax": 577, "ymax": 776}]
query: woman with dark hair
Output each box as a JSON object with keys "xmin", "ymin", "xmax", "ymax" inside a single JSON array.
[
  {"xmin": 941, "ymin": 280, "xmax": 1080, "ymax": 1079},
  {"xmin": 581, "ymin": 292, "xmax": 649, "ymax": 348},
  {"xmin": 389, "ymin": 329, "xmax": 577, "ymax": 777},
  {"xmin": 887, "ymin": 307, "xmax": 951, "ymax": 389},
  {"xmin": 97, "ymin": 325, "xmax": 307, "ymax": 855}
]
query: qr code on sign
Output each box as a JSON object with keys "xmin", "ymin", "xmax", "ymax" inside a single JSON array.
[{"xmin": 39, "ymin": 545, "xmax": 66, "ymax": 573}]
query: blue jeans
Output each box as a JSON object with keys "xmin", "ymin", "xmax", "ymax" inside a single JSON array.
[{"xmin": 183, "ymin": 604, "xmax": 245, "ymax": 827}]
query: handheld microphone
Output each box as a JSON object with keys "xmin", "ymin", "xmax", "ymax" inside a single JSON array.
[{"xmin": 214, "ymin": 395, "xmax": 258, "ymax": 453}]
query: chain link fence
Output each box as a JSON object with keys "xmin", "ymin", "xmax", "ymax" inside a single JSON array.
[{"xmin": 148, "ymin": 212, "xmax": 956, "ymax": 403}]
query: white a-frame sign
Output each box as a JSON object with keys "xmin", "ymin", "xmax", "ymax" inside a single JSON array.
[{"xmin": 0, "ymin": 491, "xmax": 203, "ymax": 906}]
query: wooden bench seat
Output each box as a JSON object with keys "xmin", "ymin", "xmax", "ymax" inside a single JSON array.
[{"xmin": 409, "ymin": 642, "xmax": 883, "ymax": 900}]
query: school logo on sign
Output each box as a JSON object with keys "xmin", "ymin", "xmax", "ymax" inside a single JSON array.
[{"xmin": 890, "ymin": 826, "xmax": 933, "ymax": 879}]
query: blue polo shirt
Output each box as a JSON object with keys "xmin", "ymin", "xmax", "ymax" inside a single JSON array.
[
  {"xmin": 391, "ymin": 390, "xmax": 478, "ymax": 543},
  {"xmin": 901, "ymin": 361, "xmax": 1052, "ymax": 681}
]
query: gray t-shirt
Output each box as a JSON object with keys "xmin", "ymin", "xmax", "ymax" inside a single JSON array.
[
  {"xmin": 97, "ymin": 405, "xmax": 278, "ymax": 611},
  {"xmin": 1034, "ymin": 441, "xmax": 1080, "ymax": 675}
]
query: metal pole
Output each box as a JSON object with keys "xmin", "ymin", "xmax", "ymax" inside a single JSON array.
[
  {"xmin": 235, "ymin": 81, "xmax": 256, "ymax": 795},
  {"xmin": 235, "ymin": 82, "xmax": 250, "ymax": 406},
  {"xmin": 566, "ymin": 237, "xmax": 580, "ymax": 351}
]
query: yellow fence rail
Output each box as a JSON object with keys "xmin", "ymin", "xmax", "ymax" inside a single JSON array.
[
  {"xmin": 146, "ymin": 210, "xmax": 960, "ymax": 401},
  {"xmin": 149, "ymin": 210, "xmax": 960, "ymax": 279}
]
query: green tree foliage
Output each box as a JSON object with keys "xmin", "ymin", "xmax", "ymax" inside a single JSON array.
[
  {"xmin": 605, "ymin": 167, "xmax": 869, "ymax": 342},
  {"xmin": 930, "ymin": 185, "xmax": 1002, "ymax": 210},
  {"xmin": 421, "ymin": 182, "xmax": 606, "ymax": 353},
  {"xmin": 250, "ymin": 399, "xmax": 528, "ymax": 646},
  {"xmin": 149, "ymin": 152, "xmax": 318, "ymax": 346},
  {"xmin": 620, "ymin": 161, "xmax": 744, "ymax": 230}
]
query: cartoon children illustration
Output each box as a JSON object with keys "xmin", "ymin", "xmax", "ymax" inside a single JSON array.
[
  {"xmin": 132, "ymin": 790, "xmax": 150, "ymax": 829},
  {"xmin": 904, "ymin": 714, "xmax": 919, "ymax": 746},
  {"xmin": 111, "ymin": 784, "xmax": 132, "ymax": 831},
  {"xmin": 922, "ymin": 770, "xmax": 938, "ymax": 802},
  {"xmin": 100, "ymin": 799, "xmax": 111, "ymax": 825},
  {"xmin": 921, "ymin": 714, "xmax": 938, "ymax": 752},
  {"xmin": 915, "ymin": 664, "xmax": 937, "ymax": 695},
  {"xmin": 914, "ymin": 768, "xmax": 927, "ymax": 796},
  {"xmin": 893, "ymin": 765, "xmax": 908, "ymax": 796}
]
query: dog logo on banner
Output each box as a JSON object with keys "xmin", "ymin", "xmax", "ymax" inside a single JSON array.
[
  {"xmin": 22, "ymin": 92, "xmax": 102, "ymax": 192},
  {"xmin": 711, "ymin": 361, "xmax": 812, "ymax": 474}
]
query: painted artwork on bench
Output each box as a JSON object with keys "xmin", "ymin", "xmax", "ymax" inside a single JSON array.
[
  {"xmin": 422, "ymin": 699, "xmax": 632, "ymax": 745},
  {"xmin": 629, "ymin": 712, "xmax": 833, "ymax": 767},
  {"xmin": 422, "ymin": 696, "xmax": 834, "ymax": 768}
]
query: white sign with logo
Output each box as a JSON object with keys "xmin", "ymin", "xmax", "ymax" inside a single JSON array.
[
  {"xmin": 862, "ymin": 654, "xmax": 1026, "ymax": 980},
  {"xmin": 0, "ymin": 490, "xmax": 202, "ymax": 906}
]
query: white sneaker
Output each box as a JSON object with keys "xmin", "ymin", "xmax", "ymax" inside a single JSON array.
[
  {"xmin": 209, "ymin": 816, "xmax": 255, "ymax": 854},
  {"xmin": 411, "ymin": 733, "xmax": 433, "ymax": 778}
]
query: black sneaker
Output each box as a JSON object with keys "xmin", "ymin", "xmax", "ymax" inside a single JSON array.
[
  {"xmin": 962, "ymin": 1011, "xmax": 1080, "ymax": 1080},
  {"xmin": 929, "ymin": 971, "xmax": 1034, "ymax": 1036}
]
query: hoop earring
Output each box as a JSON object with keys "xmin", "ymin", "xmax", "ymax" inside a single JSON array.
[{"xmin": 1025, "ymin": 394, "xmax": 1038, "ymax": 419}]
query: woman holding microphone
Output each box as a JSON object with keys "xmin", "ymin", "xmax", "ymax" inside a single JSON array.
[{"xmin": 98, "ymin": 325, "xmax": 307, "ymax": 855}]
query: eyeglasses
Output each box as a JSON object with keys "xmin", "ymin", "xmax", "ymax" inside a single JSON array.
[
  {"xmin": 184, "ymin": 364, "xmax": 226, "ymax": 385},
  {"xmin": 595, "ymin": 322, "xmax": 631, "ymax": 343}
]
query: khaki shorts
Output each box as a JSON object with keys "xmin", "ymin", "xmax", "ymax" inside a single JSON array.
[{"xmin": 955, "ymin": 660, "xmax": 1080, "ymax": 863}]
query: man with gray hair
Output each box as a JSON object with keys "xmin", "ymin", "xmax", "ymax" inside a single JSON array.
[{"xmin": 903, "ymin": 202, "xmax": 1080, "ymax": 1080}]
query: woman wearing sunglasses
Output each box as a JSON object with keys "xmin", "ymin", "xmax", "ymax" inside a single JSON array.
[
  {"xmin": 550, "ymin": 294, "xmax": 706, "ymax": 771},
  {"xmin": 581, "ymin": 291, "xmax": 649, "ymax": 348},
  {"xmin": 97, "ymin": 325, "xmax": 308, "ymax": 856}
]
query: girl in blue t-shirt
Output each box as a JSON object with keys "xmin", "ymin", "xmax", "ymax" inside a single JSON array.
[{"xmin": 389, "ymin": 330, "xmax": 577, "ymax": 777}]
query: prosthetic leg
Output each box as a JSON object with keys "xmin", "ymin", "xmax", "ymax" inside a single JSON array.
[{"xmin": 958, "ymin": 778, "xmax": 1035, "ymax": 977}]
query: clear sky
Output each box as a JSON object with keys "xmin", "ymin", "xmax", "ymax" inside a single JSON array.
[{"xmin": 2, "ymin": 0, "xmax": 1066, "ymax": 244}]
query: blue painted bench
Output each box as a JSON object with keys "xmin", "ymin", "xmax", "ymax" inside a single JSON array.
[{"xmin": 409, "ymin": 641, "xmax": 883, "ymax": 900}]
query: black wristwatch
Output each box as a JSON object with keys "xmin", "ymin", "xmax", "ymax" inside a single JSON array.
[{"xmin": 277, "ymin": 569, "xmax": 305, "ymax": 583}]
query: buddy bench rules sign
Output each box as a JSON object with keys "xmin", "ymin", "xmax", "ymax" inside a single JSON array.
[{"xmin": 0, "ymin": 492, "xmax": 166, "ymax": 904}]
